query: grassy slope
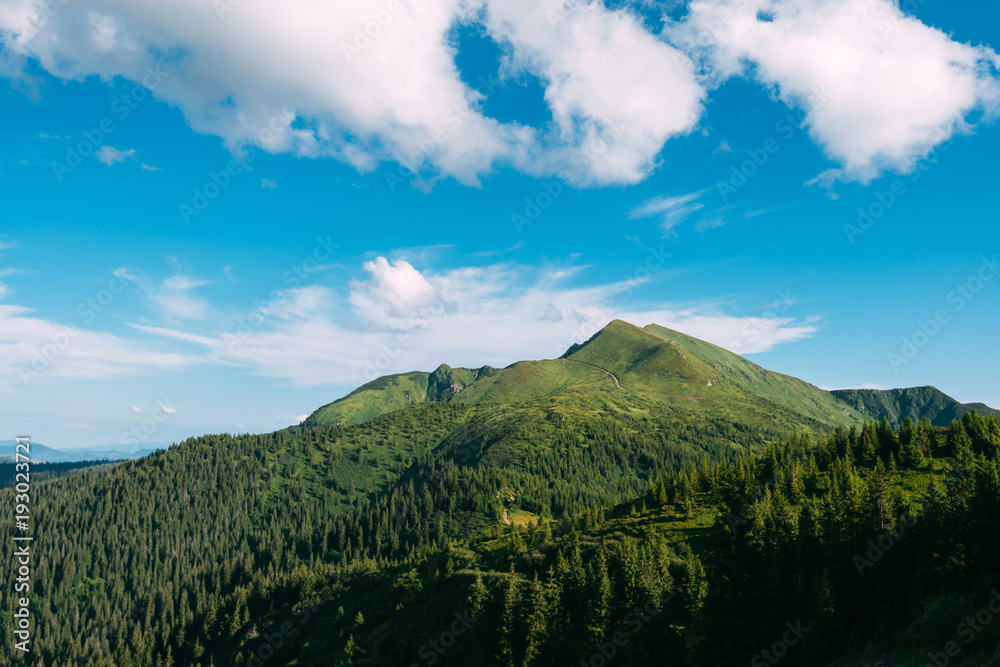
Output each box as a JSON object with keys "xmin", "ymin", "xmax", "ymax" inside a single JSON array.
[
  {"xmin": 306, "ymin": 319, "xmax": 866, "ymax": 432},
  {"xmin": 304, "ymin": 365, "xmax": 496, "ymax": 427},
  {"xmin": 565, "ymin": 320, "xmax": 864, "ymax": 428}
]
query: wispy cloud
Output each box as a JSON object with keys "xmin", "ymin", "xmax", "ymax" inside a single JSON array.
[
  {"xmin": 629, "ymin": 190, "xmax": 711, "ymax": 234},
  {"xmin": 95, "ymin": 146, "xmax": 137, "ymax": 166},
  {"xmin": 115, "ymin": 268, "xmax": 213, "ymax": 321},
  {"xmin": 129, "ymin": 256, "xmax": 822, "ymax": 387}
]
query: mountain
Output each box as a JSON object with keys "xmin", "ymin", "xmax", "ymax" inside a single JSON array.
[
  {"xmin": 0, "ymin": 440, "xmax": 165, "ymax": 463},
  {"xmin": 306, "ymin": 320, "xmax": 864, "ymax": 431},
  {"xmin": 4, "ymin": 318, "xmax": 998, "ymax": 666},
  {"xmin": 830, "ymin": 386, "xmax": 1000, "ymax": 428},
  {"xmin": 304, "ymin": 363, "xmax": 499, "ymax": 427}
]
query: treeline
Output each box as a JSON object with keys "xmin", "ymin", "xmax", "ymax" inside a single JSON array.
[
  {"xmin": 688, "ymin": 412, "xmax": 1000, "ymax": 664},
  {"xmin": 4, "ymin": 388, "xmax": 997, "ymax": 666},
  {"xmin": 0, "ymin": 395, "xmax": 791, "ymax": 666}
]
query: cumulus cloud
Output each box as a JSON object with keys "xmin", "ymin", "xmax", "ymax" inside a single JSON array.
[
  {"xmin": 129, "ymin": 405, "xmax": 142, "ymax": 413},
  {"xmin": 480, "ymin": 0, "xmax": 705, "ymax": 184},
  {"xmin": 671, "ymin": 0, "xmax": 1000, "ymax": 181},
  {"xmin": 0, "ymin": 0, "xmax": 709, "ymax": 186},
  {"xmin": 95, "ymin": 145, "xmax": 137, "ymax": 165},
  {"xmin": 350, "ymin": 257, "xmax": 441, "ymax": 318},
  {"xmin": 1, "ymin": 0, "xmax": 996, "ymax": 185}
]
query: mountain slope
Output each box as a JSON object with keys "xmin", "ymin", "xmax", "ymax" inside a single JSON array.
[
  {"xmin": 562, "ymin": 320, "xmax": 862, "ymax": 428},
  {"xmin": 304, "ymin": 363, "xmax": 498, "ymax": 427},
  {"xmin": 305, "ymin": 319, "xmax": 865, "ymax": 430},
  {"xmin": 830, "ymin": 386, "xmax": 1000, "ymax": 427}
]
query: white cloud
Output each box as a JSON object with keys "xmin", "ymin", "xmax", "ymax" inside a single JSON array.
[
  {"xmin": 480, "ymin": 0, "xmax": 706, "ymax": 185},
  {"xmin": 132, "ymin": 257, "xmax": 821, "ymax": 387},
  {"xmin": 671, "ymin": 0, "xmax": 1000, "ymax": 181},
  {"xmin": 116, "ymin": 268, "xmax": 213, "ymax": 321},
  {"xmin": 0, "ymin": 300, "xmax": 202, "ymax": 389},
  {"xmin": 129, "ymin": 406, "xmax": 142, "ymax": 413},
  {"xmin": 63, "ymin": 423, "xmax": 96, "ymax": 430},
  {"xmin": 0, "ymin": 0, "xmax": 707, "ymax": 187},
  {"xmin": 141, "ymin": 163, "xmax": 162, "ymax": 171},
  {"xmin": 629, "ymin": 190, "xmax": 707, "ymax": 233},
  {"xmin": 351, "ymin": 257, "xmax": 440, "ymax": 317},
  {"xmin": 2, "ymin": 0, "xmax": 995, "ymax": 186},
  {"xmin": 95, "ymin": 145, "xmax": 137, "ymax": 165},
  {"xmin": 162, "ymin": 405, "xmax": 177, "ymax": 415}
]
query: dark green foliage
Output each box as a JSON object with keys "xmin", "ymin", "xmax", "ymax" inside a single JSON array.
[{"xmin": 831, "ymin": 386, "xmax": 1000, "ymax": 428}]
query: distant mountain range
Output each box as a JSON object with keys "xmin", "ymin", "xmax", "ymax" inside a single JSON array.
[
  {"xmin": 0, "ymin": 441, "xmax": 167, "ymax": 463},
  {"xmin": 830, "ymin": 386, "xmax": 1000, "ymax": 427}
]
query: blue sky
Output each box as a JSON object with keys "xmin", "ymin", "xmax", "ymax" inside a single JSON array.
[{"xmin": 0, "ymin": 0, "xmax": 998, "ymax": 448}]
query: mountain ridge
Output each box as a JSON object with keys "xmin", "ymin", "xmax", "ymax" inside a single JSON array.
[
  {"xmin": 303, "ymin": 320, "xmax": 994, "ymax": 445},
  {"xmin": 830, "ymin": 386, "xmax": 1000, "ymax": 427}
]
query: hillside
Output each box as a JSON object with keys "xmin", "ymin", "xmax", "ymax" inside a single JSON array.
[
  {"xmin": 303, "ymin": 364, "xmax": 498, "ymax": 427},
  {"xmin": 306, "ymin": 319, "xmax": 864, "ymax": 431},
  {"xmin": 4, "ymin": 319, "xmax": 997, "ymax": 666},
  {"xmin": 563, "ymin": 320, "xmax": 862, "ymax": 428},
  {"xmin": 831, "ymin": 386, "xmax": 1000, "ymax": 427}
]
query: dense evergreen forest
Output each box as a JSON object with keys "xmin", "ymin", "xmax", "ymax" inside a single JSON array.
[{"xmin": 2, "ymin": 393, "xmax": 999, "ymax": 665}]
